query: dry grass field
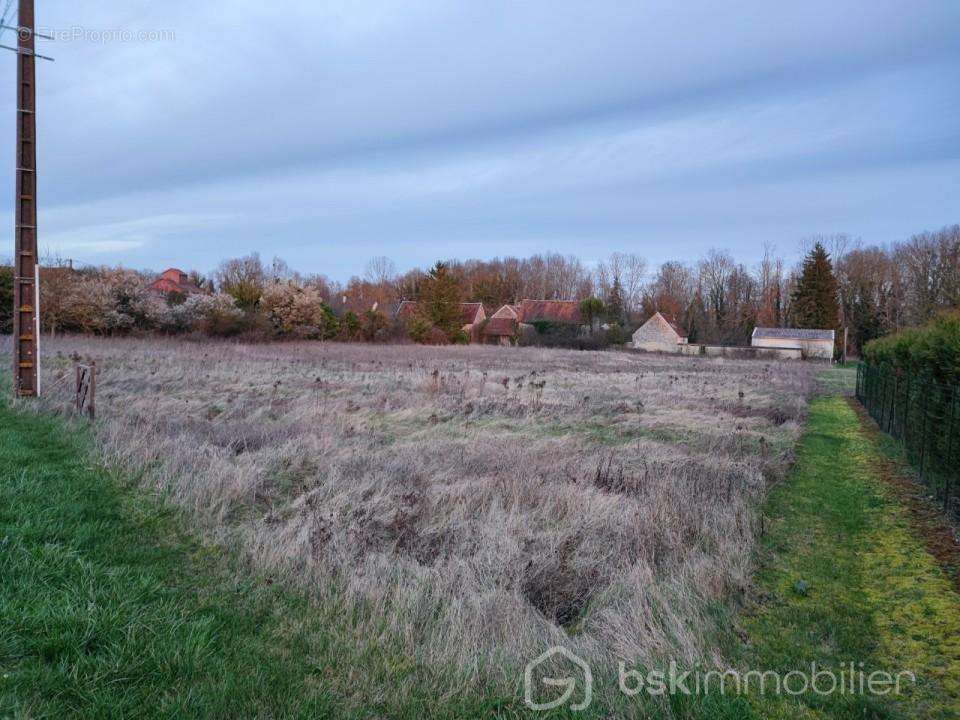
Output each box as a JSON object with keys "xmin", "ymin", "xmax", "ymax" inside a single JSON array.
[{"xmin": 1, "ymin": 336, "xmax": 815, "ymax": 682}]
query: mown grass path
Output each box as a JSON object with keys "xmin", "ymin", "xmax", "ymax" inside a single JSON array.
[{"xmin": 742, "ymin": 396, "xmax": 960, "ymax": 719}]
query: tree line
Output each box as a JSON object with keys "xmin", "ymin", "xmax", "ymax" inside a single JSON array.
[{"xmin": 1, "ymin": 224, "xmax": 957, "ymax": 352}]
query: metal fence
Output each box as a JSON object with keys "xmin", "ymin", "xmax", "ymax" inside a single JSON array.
[{"xmin": 856, "ymin": 363, "xmax": 959, "ymax": 520}]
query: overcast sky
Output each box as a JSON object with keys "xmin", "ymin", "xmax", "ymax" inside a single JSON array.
[{"xmin": 2, "ymin": 1, "xmax": 958, "ymax": 280}]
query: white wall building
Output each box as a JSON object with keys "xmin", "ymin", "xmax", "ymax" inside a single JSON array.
[{"xmin": 751, "ymin": 327, "xmax": 835, "ymax": 360}]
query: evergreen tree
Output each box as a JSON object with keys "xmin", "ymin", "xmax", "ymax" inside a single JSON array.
[
  {"xmin": 847, "ymin": 278, "xmax": 886, "ymax": 351},
  {"xmin": 791, "ymin": 243, "xmax": 840, "ymax": 329},
  {"xmin": 605, "ymin": 277, "xmax": 626, "ymax": 326},
  {"xmin": 417, "ymin": 262, "xmax": 463, "ymax": 341},
  {"xmin": 340, "ymin": 311, "xmax": 361, "ymax": 339}
]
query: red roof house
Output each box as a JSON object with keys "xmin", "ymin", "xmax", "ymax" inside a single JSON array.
[
  {"xmin": 481, "ymin": 316, "xmax": 520, "ymax": 344},
  {"xmin": 394, "ymin": 298, "xmax": 586, "ymax": 345},
  {"xmin": 459, "ymin": 302, "xmax": 486, "ymax": 326},
  {"xmin": 480, "ymin": 304, "xmax": 521, "ymax": 344},
  {"xmin": 481, "ymin": 301, "xmax": 585, "ymax": 345},
  {"xmin": 149, "ymin": 268, "xmax": 205, "ymax": 296}
]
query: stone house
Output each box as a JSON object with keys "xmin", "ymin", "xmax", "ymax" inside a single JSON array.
[{"xmin": 631, "ymin": 312, "xmax": 688, "ymax": 352}]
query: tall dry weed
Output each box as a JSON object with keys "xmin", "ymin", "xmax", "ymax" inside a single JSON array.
[{"xmin": 2, "ymin": 335, "xmax": 814, "ymax": 682}]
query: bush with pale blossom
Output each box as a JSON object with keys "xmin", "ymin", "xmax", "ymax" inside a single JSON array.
[
  {"xmin": 144, "ymin": 293, "xmax": 244, "ymax": 335},
  {"xmin": 260, "ymin": 282, "xmax": 339, "ymax": 339}
]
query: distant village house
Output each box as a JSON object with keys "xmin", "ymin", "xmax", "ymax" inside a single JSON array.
[
  {"xmin": 481, "ymin": 300, "xmax": 583, "ymax": 345},
  {"xmin": 395, "ymin": 298, "xmax": 586, "ymax": 345},
  {"xmin": 631, "ymin": 312, "xmax": 834, "ymax": 361},
  {"xmin": 751, "ymin": 327, "xmax": 835, "ymax": 360},
  {"xmin": 481, "ymin": 304, "xmax": 522, "ymax": 345},
  {"xmin": 631, "ymin": 312, "xmax": 688, "ymax": 352},
  {"xmin": 149, "ymin": 268, "xmax": 206, "ymax": 297}
]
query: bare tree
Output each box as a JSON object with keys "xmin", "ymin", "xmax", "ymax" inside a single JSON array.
[
  {"xmin": 800, "ymin": 233, "xmax": 858, "ymax": 264},
  {"xmin": 890, "ymin": 227, "xmax": 960, "ymax": 326},
  {"xmin": 937, "ymin": 224, "xmax": 960, "ymax": 311},
  {"xmin": 644, "ymin": 261, "xmax": 694, "ymax": 320},
  {"xmin": 267, "ymin": 256, "xmax": 298, "ymax": 284},
  {"xmin": 545, "ymin": 253, "xmax": 589, "ymax": 300},
  {"xmin": 698, "ymin": 249, "xmax": 735, "ymax": 337},
  {"xmin": 517, "ymin": 253, "xmax": 590, "ymax": 300},
  {"xmin": 756, "ymin": 242, "xmax": 785, "ymax": 327},
  {"xmin": 364, "ymin": 256, "xmax": 398, "ymax": 287},
  {"xmin": 604, "ymin": 252, "xmax": 647, "ymax": 316},
  {"xmin": 838, "ymin": 246, "xmax": 898, "ymax": 350}
]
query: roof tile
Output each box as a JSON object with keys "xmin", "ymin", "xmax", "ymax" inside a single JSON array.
[{"xmin": 519, "ymin": 299, "xmax": 582, "ymax": 324}]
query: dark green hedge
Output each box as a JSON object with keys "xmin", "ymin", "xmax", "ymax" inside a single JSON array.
[{"xmin": 862, "ymin": 311, "xmax": 960, "ymax": 385}]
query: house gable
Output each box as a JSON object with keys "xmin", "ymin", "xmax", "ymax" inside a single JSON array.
[
  {"xmin": 460, "ymin": 302, "xmax": 485, "ymax": 326},
  {"xmin": 632, "ymin": 312, "xmax": 687, "ymax": 351},
  {"xmin": 490, "ymin": 304, "xmax": 521, "ymax": 320}
]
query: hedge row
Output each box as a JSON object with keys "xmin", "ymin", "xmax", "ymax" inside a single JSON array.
[{"xmin": 862, "ymin": 311, "xmax": 960, "ymax": 386}]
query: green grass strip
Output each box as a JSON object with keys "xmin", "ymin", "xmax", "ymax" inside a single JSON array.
[
  {"xmin": 742, "ymin": 396, "xmax": 960, "ymax": 719},
  {"xmin": 0, "ymin": 402, "xmax": 516, "ymax": 719}
]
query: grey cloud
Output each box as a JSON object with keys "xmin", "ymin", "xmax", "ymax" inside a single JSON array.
[{"xmin": 1, "ymin": 0, "xmax": 957, "ymax": 277}]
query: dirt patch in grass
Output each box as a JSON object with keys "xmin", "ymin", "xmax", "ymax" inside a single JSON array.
[
  {"xmin": 521, "ymin": 561, "xmax": 600, "ymax": 629},
  {"xmin": 848, "ymin": 397, "xmax": 960, "ymax": 593},
  {"xmin": 725, "ymin": 402, "xmax": 790, "ymax": 426}
]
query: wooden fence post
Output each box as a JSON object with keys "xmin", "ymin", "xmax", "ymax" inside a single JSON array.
[
  {"xmin": 89, "ymin": 361, "xmax": 96, "ymax": 420},
  {"xmin": 74, "ymin": 362, "xmax": 97, "ymax": 420}
]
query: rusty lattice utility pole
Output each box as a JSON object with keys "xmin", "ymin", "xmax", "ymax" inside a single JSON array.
[{"xmin": 12, "ymin": 0, "xmax": 39, "ymax": 397}]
